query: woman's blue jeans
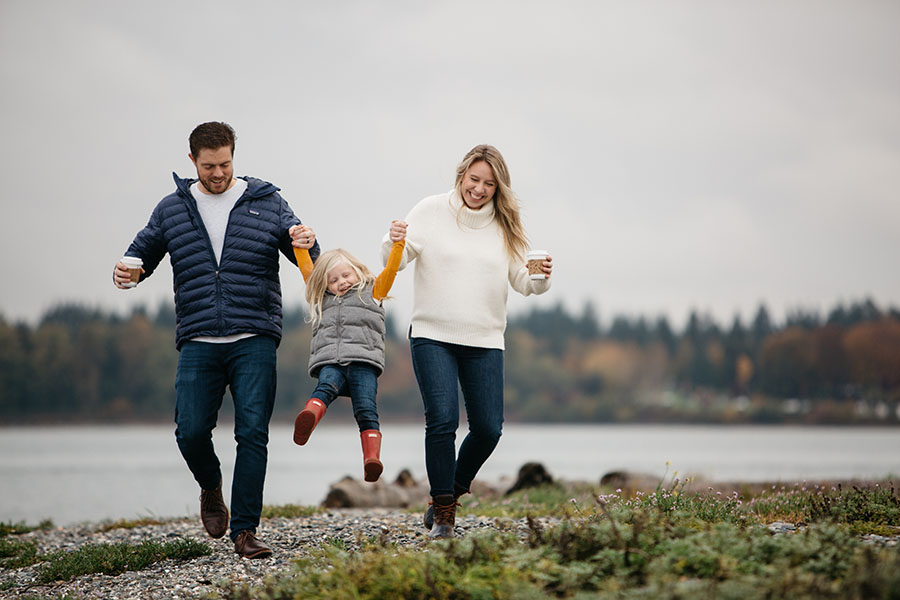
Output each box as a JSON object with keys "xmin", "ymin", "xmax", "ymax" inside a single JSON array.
[
  {"xmin": 410, "ymin": 337, "xmax": 504, "ymax": 498},
  {"xmin": 174, "ymin": 336, "xmax": 277, "ymax": 540},
  {"xmin": 312, "ymin": 363, "xmax": 380, "ymax": 432}
]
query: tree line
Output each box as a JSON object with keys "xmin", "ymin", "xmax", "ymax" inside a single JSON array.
[{"xmin": 1, "ymin": 298, "xmax": 898, "ymax": 424}]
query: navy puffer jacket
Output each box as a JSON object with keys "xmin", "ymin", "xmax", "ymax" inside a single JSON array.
[{"xmin": 125, "ymin": 174, "xmax": 319, "ymax": 349}]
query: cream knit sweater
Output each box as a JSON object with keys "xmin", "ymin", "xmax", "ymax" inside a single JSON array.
[{"xmin": 382, "ymin": 190, "xmax": 550, "ymax": 350}]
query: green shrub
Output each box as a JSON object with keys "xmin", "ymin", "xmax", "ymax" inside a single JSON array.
[{"xmin": 0, "ymin": 536, "xmax": 41, "ymax": 569}]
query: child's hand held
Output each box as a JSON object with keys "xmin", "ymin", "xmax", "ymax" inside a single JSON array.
[
  {"xmin": 389, "ymin": 220, "xmax": 408, "ymax": 243},
  {"xmin": 291, "ymin": 224, "xmax": 316, "ymax": 249}
]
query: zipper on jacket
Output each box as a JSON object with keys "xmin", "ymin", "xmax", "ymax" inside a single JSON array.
[
  {"xmin": 215, "ymin": 270, "xmax": 223, "ymax": 332},
  {"xmin": 336, "ymin": 296, "xmax": 343, "ymax": 361}
]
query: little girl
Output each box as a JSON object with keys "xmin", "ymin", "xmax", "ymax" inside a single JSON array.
[{"xmin": 291, "ymin": 221, "xmax": 406, "ymax": 483}]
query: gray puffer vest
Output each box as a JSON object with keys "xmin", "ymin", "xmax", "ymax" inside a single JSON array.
[{"xmin": 308, "ymin": 281, "xmax": 386, "ymax": 377}]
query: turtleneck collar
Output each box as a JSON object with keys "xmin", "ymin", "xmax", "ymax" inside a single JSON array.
[{"xmin": 448, "ymin": 189, "xmax": 495, "ymax": 229}]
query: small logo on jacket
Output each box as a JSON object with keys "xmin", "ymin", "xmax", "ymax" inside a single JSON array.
[{"xmin": 249, "ymin": 209, "xmax": 260, "ymax": 216}]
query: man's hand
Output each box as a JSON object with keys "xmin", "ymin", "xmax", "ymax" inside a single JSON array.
[
  {"xmin": 113, "ymin": 261, "xmax": 143, "ymax": 289},
  {"xmin": 389, "ymin": 220, "xmax": 407, "ymax": 243},
  {"xmin": 290, "ymin": 224, "xmax": 316, "ymax": 249}
]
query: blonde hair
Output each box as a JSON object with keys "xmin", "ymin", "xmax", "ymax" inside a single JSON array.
[
  {"xmin": 454, "ymin": 144, "xmax": 529, "ymax": 261},
  {"xmin": 305, "ymin": 249, "xmax": 376, "ymax": 326}
]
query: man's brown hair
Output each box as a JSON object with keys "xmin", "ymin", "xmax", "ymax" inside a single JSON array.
[{"xmin": 189, "ymin": 121, "xmax": 236, "ymax": 156}]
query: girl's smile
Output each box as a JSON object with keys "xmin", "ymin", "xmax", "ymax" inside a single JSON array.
[{"xmin": 327, "ymin": 261, "xmax": 360, "ymax": 296}]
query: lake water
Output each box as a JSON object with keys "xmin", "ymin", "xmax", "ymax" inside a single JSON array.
[{"xmin": 1, "ymin": 424, "xmax": 898, "ymax": 526}]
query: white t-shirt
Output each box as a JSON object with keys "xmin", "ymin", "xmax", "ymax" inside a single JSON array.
[
  {"xmin": 191, "ymin": 178, "xmax": 248, "ymax": 265},
  {"xmin": 189, "ymin": 178, "xmax": 255, "ymax": 344}
]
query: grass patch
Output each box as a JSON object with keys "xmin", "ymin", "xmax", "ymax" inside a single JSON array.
[
  {"xmin": 261, "ymin": 504, "xmax": 323, "ymax": 519},
  {"xmin": 35, "ymin": 538, "xmax": 211, "ymax": 583},
  {"xmin": 420, "ymin": 482, "xmax": 599, "ymax": 521},
  {"xmin": 0, "ymin": 520, "xmax": 53, "ymax": 538},
  {"xmin": 96, "ymin": 517, "xmax": 168, "ymax": 532},
  {"xmin": 0, "ymin": 537, "xmax": 41, "ymax": 569}
]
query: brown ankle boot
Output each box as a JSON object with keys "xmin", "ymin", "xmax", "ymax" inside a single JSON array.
[
  {"xmin": 428, "ymin": 494, "xmax": 457, "ymax": 539},
  {"xmin": 360, "ymin": 429, "xmax": 383, "ymax": 482},
  {"xmin": 293, "ymin": 398, "xmax": 326, "ymax": 445},
  {"xmin": 199, "ymin": 481, "xmax": 228, "ymax": 539},
  {"xmin": 424, "ymin": 482, "xmax": 469, "ymax": 529}
]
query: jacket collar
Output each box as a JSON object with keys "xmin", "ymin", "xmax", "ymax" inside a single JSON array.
[{"xmin": 172, "ymin": 173, "xmax": 280, "ymax": 200}]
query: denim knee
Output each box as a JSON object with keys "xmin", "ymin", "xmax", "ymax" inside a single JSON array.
[{"xmin": 469, "ymin": 422, "xmax": 502, "ymax": 445}]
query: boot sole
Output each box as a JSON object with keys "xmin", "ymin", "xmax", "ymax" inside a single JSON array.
[
  {"xmin": 237, "ymin": 547, "xmax": 273, "ymax": 559},
  {"xmin": 293, "ymin": 411, "xmax": 316, "ymax": 445},
  {"xmin": 364, "ymin": 459, "xmax": 383, "ymax": 482}
]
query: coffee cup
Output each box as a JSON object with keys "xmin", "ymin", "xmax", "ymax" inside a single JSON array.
[
  {"xmin": 526, "ymin": 250, "xmax": 549, "ymax": 280},
  {"xmin": 121, "ymin": 256, "xmax": 143, "ymax": 288}
]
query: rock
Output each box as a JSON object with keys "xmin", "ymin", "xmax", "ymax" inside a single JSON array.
[
  {"xmin": 600, "ymin": 470, "xmax": 663, "ymax": 492},
  {"xmin": 505, "ymin": 462, "xmax": 554, "ymax": 495},
  {"xmin": 767, "ymin": 521, "xmax": 798, "ymax": 534},
  {"xmin": 322, "ymin": 471, "xmax": 429, "ymax": 508}
]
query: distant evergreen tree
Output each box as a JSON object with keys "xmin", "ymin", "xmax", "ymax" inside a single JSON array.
[
  {"xmin": 41, "ymin": 303, "xmax": 115, "ymax": 333},
  {"xmin": 153, "ymin": 301, "xmax": 176, "ymax": 328},
  {"xmin": 785, "ymin": 308, "xmax": 821, "ymax": 329},
  {"xmin": 750, "ymin": 304, "xmax": 774, "ymax": 346},
  {"xmin": 577, "ymin": 301, "xmax": 601, "ymax": 339},
  {"xmin": 282, "ymin": 305, "xmax": 307, "ymax": 330},
  {"xmin": 608, "ymin": 315, "xmax": 634, "ymax": 342},
  {"xmin": 385, "ymin": 311, "xmax": 401, "ymax": 341},
  {"xmin": 653, "ymin": 315, "xmax": 677, "ymax": 355}
]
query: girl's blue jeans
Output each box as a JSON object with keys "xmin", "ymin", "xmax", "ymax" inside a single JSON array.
[
  {"xmin": 409, "ymin": 337, "xmax": 504, "ymax": 498},
  {"xmin": 174, "ymin": 336, "xmax": 277, "ymax": 541},
  {"xmin": 313, "ymin": 363, "xmax": 380, "ymax": 432}
]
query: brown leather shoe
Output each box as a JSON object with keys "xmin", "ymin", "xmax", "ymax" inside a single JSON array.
[
  {"xmin": 199, "ymin": 483, "xmax": 228, "ymax": 539},
  {"xmin": 233, "ymin": 530, "xmax": 273, "ymax": 559}
]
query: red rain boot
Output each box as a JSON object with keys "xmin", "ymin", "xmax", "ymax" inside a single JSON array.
[
  {"xmin": 293, "ymin": 398, "xmax": 326, "ymax": 445},
  {"xmin": 360, "ymin": 429, "xmax": 383, "ymax": 482}
]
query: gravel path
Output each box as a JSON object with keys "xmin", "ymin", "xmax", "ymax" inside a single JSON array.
[{"xmin": 1, "ymin": 509, "xmax": 552, "ymax": 600}]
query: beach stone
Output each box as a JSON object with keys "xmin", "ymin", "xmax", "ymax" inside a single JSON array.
[
  {"xmin": 322, "ymin": 470, "xmax": 429, "ymax": 508},
  {"xmin": 767, "ymin": 521, "xmax": 798, "ymax": 534},
  {"xmin": 505, "ymin": 462, "xmax": 554, "ymax": 495}
]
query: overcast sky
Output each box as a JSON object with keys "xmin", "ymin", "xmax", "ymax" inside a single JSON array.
[{"xmin": 1, "ymin": 0, "xmax": 898, "ymax": 333}]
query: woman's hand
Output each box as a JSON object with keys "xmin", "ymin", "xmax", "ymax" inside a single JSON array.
[
  {"xmin": 290, "ymin": 224, "xmax": 316, "ymax": 249},
  {"xmin": 389, "ymin": 220, "xmax": 408, "ymax": 243},
  {"xmin": 540, "ymin": 255, "xmax": 553, "ymax": 278}
]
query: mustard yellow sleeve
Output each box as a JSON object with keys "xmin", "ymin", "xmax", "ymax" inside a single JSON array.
[
  {"xmin": 293, "ymin": 247, "xmax": 315, "ymax": 283},
  {"xmin": 373, "ymin": 240, "xmax": 405, "ymax": 301}
]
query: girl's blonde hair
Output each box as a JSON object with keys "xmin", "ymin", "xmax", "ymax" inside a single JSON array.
[
  {"xmin": 305, "ymin": 248, "xmax": 376, "ymax": 326},
  {"xmin": 454, "ymin": 144, "xmax": 529, "ymax": 261}
]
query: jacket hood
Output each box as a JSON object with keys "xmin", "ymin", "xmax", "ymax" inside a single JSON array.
[{"xmin": 171, "ymin": 173, "xmax": 280, "ymax": 199}]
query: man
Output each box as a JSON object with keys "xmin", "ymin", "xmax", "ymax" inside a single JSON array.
[{"xmin": 113, "ymin": 122, "xmax": 318, "ymax": 558}]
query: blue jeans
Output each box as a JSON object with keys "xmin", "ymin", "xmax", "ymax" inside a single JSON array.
[
  {"xmin": 409, "ymin": 337, "xmax": 504, "ymax": 498},
  {"xmin": 174, "ymin": 336, "xmax": 277, "ymax": 540},
  {"xmin": 312, "ymin": 363, "xmax": 380, "ymax": 432}
]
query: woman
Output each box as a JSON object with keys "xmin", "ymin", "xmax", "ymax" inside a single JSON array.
[{"xmin": 382, "ymin": 144, "xmax": 553, "ymax": 538}]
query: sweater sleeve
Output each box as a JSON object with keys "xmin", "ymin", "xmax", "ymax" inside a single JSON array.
[
  {"xmin": 293, "ymin": 247, "xmax": 315, "ymax": 282},
  {"xmin": 373, "ymin": 240, "xmax": 405, "ymax": 300},
  {"xmin": 508, "ymin": 255, "xmax": 552, "ymax": 297},
  {"xmin": 380, "ymin": 196, "xmax": 434, "ymax": 269}
]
